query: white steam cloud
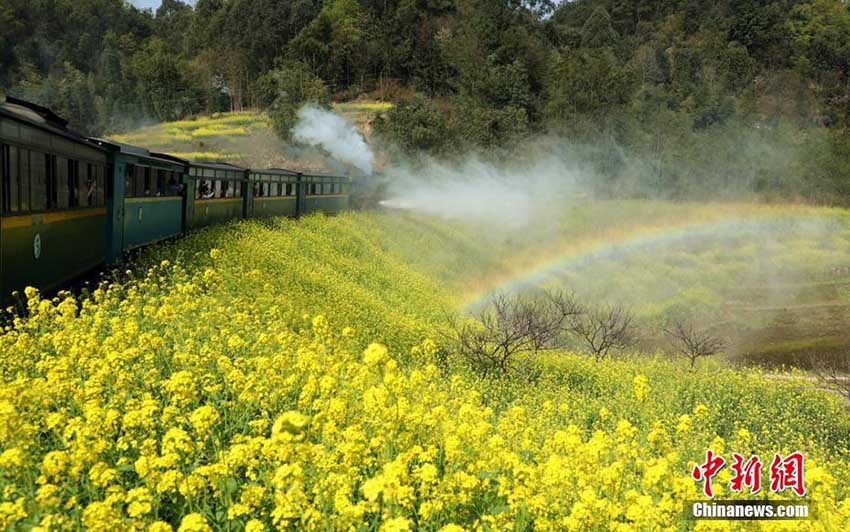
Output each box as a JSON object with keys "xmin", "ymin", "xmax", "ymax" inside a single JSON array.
[
  {"xmin": 293, "ymin": 106, "xmax": 375, "ymax": 174},
  {"xmin": 380, "ymin": 148, "xmax": 584, "ymax": 229}
]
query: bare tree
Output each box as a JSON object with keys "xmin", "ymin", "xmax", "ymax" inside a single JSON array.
[
  {"xmin": 445, "ymin": 291, "xmax": 576, "ymax": 377},
  {"xmin": 663, "ymin": 318, "xmax": 726, "ymax": 369},
  {"xmin": 809, "ymin": 355, "xmax": 850, "ymax": 402},
  {"xmin": 566, "ymin": 303, "xmax": 638, "ymax": 361}
]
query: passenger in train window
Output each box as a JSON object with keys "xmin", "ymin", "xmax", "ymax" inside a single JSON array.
[
  {"xmin": 86, "ymin": 177, "xmax": 95, "ymax": 206},
  {"xmin": 168, "ymin": 176, "xmax": 181, "ymax": 195},
  {"xmin": 143, "ymin": 168, "xmax": 152, "ymax": 196}
]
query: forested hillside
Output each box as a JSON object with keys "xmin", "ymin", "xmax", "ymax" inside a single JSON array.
[{"xmin": 2, "ymin": 0, "xmax": 849, "ymax": 199}]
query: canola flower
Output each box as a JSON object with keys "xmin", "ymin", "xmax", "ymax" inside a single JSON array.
[{"xmin": 0, "ymin": 212, "xmax": 848, "ymax": 531}]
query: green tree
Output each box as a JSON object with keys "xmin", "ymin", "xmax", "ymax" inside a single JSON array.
[
  {"xmin": 374, "ymin": 94, "xmax": 452, "ymax": 153},
  {"xmin": 128, "ymin": 37, "xmax": 200, "ymax": 121},
  {"xmin": 290, "ymin": 0, "xmax": 369, "ymax": 88},
  {"xmin": 266, "ymin": 61, "xmax": 330, "ymax": 140},
  {"xmin": 581, "ymin": 6, "xmax": 619, "ymax": 49}
]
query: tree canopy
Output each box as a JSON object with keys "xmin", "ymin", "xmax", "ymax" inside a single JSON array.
[{"xmin": 1, "ymin": 0, "xmax": 848, "ymax": 200}]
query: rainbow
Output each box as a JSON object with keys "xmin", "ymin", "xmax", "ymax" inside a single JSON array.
[{"xmin": 459, "ymin": 208, "xmax": 833, "ymax": 311}]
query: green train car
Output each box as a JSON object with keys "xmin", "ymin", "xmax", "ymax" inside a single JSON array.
[
  {"xmin": 1, "ymin": 97, "xmax": 109, "ymax": 303},
  {"xmin": 89, "ymin": 139, "xmax": 187, "ymax": 261},
  {"xmin": 186, "ymin": 162, "xmax": 249, "ymax": 229},
  {"xmin": 248, "ymin": 168, "xmax": 300, "ymax": 218},
  {"xmin": 0, "ymin": 96, "xmax": 355, "ymax": 306},
  {"xmin": 302, "ymin": 172, "xmax": 350, "ymax": 214}
]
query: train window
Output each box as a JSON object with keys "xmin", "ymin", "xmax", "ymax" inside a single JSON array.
[
  {"xmin": 143, "ymin": 167, "xmax": 152, "ymax": 196},
  {"xmin": 134, "ymin": 166, "xmax": 143, "ymax": 197},
  {"xmin": 165, "ymin": 171, "xmax": 179, "ymax": 196},
  {"xmin": 68, "ymin": 159, "xmax": 80, "ymax": 207},
  {"xmin": 19, "ymin": 149, "xmax": 30, "ymax": 211},
  {"xmin": 125, "ymin": 165, "xmax": 135, "ymax": 197},
  {"xmin": 8, "ymin": 145, "xmax": 18, "ymax": 212},
  {"xmin": 30, "ymin": 152, "xmax": 46, "ymax": 211},
  {"xmin": 0, "ymin": 144, "xmax": 10, "ymax": 213},
  {"xmin": 96, "ymin": 166, "xmax": 105, "ymax": 206},
  {"xmin": 135, "ymin": 166, "xmax": 142, "ymax": 196},
  {"xmin": 48, "ymin": 154, "xmax": 58, "ymax": 209},
  {"xmin": 56, "ymin": 157, "xmax": 69, "ymax": 209},
  {"xmin": 84, "ymin": 164, "xmax": 94, "ymax": 207},
  {"xmin": 0, "ymin": 145, "xmax": 4, "ymax": 212}
]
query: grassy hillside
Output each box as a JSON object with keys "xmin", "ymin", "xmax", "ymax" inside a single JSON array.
[
  {"xmin": 108, "ymin": 102, "xmax": 390, "ymax": 172},
  {"xmin": 0, "ymin": 209, "xmax": 849, "ymax": 530}
]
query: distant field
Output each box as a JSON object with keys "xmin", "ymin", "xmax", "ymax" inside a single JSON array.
[
  {"xmin": 110, "ymin": 111, "xmax": 266, "ymax": 163},
  {"xmin": 107, "ymin": 102, "xmax": 390, "ymax": 170},
  {"xmin": 374, "ymin": 201, "xmax": 850, "ymax": 368}
]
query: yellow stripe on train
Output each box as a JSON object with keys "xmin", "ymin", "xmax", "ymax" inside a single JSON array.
[{"xmin": 1, "ymin": 208, "xmax": 107, "ymax": 229}]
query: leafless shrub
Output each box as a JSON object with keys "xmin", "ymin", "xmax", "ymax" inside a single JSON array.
[
  {"xmin": 662, "ymin": 317, "xmax": 726, "ymax": 369},
  {"xmin": 446, "ymin": 290, "xmax": 639, "ymax": 376},
  {"xmin": 445, "ymin": 291, "xmax": 579, "ymax": 377},
  {"xmin": 565, "ymin": 302, "xmax": 638, "ymax": 361},
  {"xmin": 809, "ymin": 355, "xmax": 850, "ymax": 403}
]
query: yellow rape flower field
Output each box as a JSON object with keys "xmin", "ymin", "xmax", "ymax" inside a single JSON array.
[{"xmin": 1, "ymin": 212, "xmax": 850, "ymax": 531}]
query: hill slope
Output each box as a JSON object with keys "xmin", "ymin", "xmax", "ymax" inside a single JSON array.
[
  {"xmin": 0, "ymin": 210, "xmax": 848, "ymax": 529},
  {"xmin": 108, "ymin": 103, "xmax": 387, "ymax": 172}
]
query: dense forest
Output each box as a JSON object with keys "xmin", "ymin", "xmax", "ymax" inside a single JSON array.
[{"xmin": 1, "ymin": 0, "xmax": 849, "ymax": 200}]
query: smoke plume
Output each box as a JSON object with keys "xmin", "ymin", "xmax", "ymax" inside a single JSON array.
[
  {"xmin": 379, "ymin": 142, "xmax": 587, "ymax": 229},
  {"xmin": 293, "ymin": 106, "xmax": 375, "ymax": 174}
]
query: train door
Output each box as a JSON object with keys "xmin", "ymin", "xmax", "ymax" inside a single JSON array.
[
  {"xmin": 184, "ymin": 175, "xmax": 194, "ymax": 231},
  {"xmin": 246, "ymin": 176, "xmax": 255, "ymax": 218},
  {"xmin": 242, "ymin": 178, "xmax": 250, "ymax": 219},
  {"xmin": 106, "ymin": 160, "xmax": 125, "ymax": 262},
  {"xmin": 117, "ymin": 163, "xmax": 129, "ymax": 254}
]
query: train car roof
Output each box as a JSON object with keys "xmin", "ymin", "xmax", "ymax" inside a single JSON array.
[
  {"xmin": 249, "ymin": 168, "xmax": 299, "ymax": 176},
  {"xmin": 190, "ymin": 161, "xmax": 248, "ymax": 171},
  {"xmin": 151, "ymin": 152, "xmax": 189, "ymax": 166},
  {"xmin": 303, "ymin": 171, "xmax": 350, "ymax": 179},
  {"xmin": 0, "ymin": 96, "xmax": 104, "ymax": 150},
  {"xmin": 89, "ymin": 137, "xmax": 187, "ymax": 168}
]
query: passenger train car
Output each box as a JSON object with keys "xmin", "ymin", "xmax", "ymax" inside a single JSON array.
[{"xmin": 0, "ymin": 97, "xmax": 351, "ymax": 305}]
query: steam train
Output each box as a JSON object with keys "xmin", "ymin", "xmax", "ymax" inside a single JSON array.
[{"xmin": 0, "ymin": 96, "xmax": 352, "ymax": 305}]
